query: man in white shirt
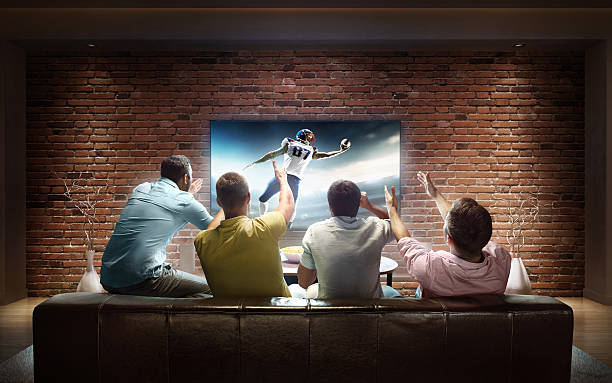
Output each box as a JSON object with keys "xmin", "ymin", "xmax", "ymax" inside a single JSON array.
[
  {"xmin": 243, "ymin": 129, "xmax": 350, "ymax": 226},
  {"xmin": 290, "ymin": 180, "xmax": 403, "ymax": 299}
]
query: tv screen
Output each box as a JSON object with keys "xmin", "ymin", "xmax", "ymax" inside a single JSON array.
[{"xmin": 211, "ymin": 121, "xmax": 400, "ymax": 231}]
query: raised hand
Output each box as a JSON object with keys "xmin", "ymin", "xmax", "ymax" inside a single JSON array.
[
  {"xmin": 417, "ymin": 171, "xmax": 451, "ymax": 219},
  {"xmin": 359, "ymin": 191, "xmax": 371, "ymax": 209},
  {"xmin": 340, "ymin": 138, "xmax": 351, "ymax": 151},
  {"xmin": 189, "ymin": 178, "xmax": 203, "ymax": 195},
  {"xmin": 384, "ymin": 185, "xmax": 410, "ymax": 240},
  {"xmin": 417, "ymin": 171, "xmax": 438, "ymax": 199},
  {"xmin": 273, "ymin": 160, "xmax": 287, "ymax": 183},
  {"xmin": 384, "ymin": 185, "xmax": 399, "ymax": 211}
]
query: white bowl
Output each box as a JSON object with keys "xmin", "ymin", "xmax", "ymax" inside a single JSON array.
[{"xmin": 280, "ymin": 246, "xmax": 303, "ymax": 263}]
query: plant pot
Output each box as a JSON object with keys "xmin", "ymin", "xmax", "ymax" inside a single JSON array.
[
  {"xmin": 76, "ymin": 249, "xmax": 105, "ymax": 293},
  {"xmin": 505, "ymin": 257, "xmax": 532, "ymax": 295}
]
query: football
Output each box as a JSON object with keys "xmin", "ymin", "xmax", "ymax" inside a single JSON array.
[{"xmin": 340, "ymin": 138, "xmax": 351, "ymax": 150}]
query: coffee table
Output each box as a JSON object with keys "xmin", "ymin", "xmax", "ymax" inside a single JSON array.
[{"xmin": 282, "ymin": 256, "xmax": 399, "ymax": 286}]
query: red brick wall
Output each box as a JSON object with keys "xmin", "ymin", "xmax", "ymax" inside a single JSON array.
[{"xmin": 26, "ymin": 51, "xmax": 584, "ymax": 297}]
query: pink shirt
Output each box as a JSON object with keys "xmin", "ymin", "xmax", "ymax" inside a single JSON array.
[{"xmin": 398, "ymin": 237, "xmax": 511, "ymax": 298}]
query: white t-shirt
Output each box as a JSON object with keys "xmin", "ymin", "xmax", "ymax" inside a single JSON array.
[
  {"xmin": 300, "ymin": 216, "xmax": 394, "ymax": 299},
  {"xmin": 281, "ymin": 138, "xmax": 316, "ymax": 179}
]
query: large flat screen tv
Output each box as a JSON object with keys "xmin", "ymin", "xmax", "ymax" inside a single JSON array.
[{"xmin": 211, "ymin": 121, "xmax": 400, "ymax": 231}]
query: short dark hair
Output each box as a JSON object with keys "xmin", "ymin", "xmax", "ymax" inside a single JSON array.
[
  {"xmin": 445, "ymin": 198, "xmax": 492, "ymax": 256},
  {"xmin": 161, "ymin": 155, "xmax": 191, "ymax": 184},
  {"xmin": 327, "ymin": 180, "xmax": 361, "ymax": 217},
  {"xmin": 216, "ymin": 172, "xmax": 249, "ymax": 210}
]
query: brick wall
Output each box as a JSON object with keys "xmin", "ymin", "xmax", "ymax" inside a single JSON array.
[{"xmin": 26, "ymin": 50, "xmax": 584, "ymax": 297}]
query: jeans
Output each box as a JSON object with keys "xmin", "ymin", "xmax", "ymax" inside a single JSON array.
[
  {"xmin": 415, "ymin": 284, "xmax": 422, "ymax": 299},
  {"xmin": 287, "ymin": 283, "xmax": 404, "ymax": 298},
  {"xmin": 103, "ymin": 265, "xmax": 212, "ymax": 298}
]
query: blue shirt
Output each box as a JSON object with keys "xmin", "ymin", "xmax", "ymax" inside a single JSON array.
[{"xmin": 101, "ymin": 178, "xmax": 213, "ymax": 288}]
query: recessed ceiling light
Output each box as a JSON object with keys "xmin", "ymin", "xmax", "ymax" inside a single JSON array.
[
  {"xmin": 87, "ymin": 43, "xmax": 96, "ymax": 48},
  {"xmin": 513, "ymin": 43, "xmax": 526, "ymax": 48}
]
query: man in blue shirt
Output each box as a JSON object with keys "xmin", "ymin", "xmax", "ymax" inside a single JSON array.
[{"xmin": 101, "ymin": 155, "xmax": 222, "ymax": 297}]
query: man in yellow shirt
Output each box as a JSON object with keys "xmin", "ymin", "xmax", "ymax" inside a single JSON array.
[{"xmin": 194, "ymin": 161, "xmax": 294, "ymax": 297}]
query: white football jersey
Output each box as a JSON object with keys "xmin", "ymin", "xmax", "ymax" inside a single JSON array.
[{"xmin": 281, "ymin": 138, "xmax": 316, "ymax": 179}]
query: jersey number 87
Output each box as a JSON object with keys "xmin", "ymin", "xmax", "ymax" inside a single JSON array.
[{"xmin": 292, "ymin": 146, "xmax": 311, "ymax": 160}]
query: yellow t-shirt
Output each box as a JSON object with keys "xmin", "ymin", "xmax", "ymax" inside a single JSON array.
[{"xmin": 194, "ymin": 211, "xmax": 291, "ymax": 298}]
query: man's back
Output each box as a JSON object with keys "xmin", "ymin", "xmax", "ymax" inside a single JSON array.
[
  {"xmin": 101, "ymin": 178, "xmax": 212, "ymax": 288},
  {"xmin": 399, "ymin": 238, "xmax": 511, "ymax": 298},
  {"xmin": 301, "ymin": 216, "xmax": 393, "ymax": 299},
  {"xmin": 195, "ymin": 211, "xmax": 291, "ymax": 298}
]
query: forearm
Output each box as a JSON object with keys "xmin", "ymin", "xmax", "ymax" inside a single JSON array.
[
  {"xmin": 364, "ymin": 203, "xmax": 389, "ymax": 219},
  {"xmin": 432, "ymin": 191, "xmax": 452, "ymax": 219},
  {"xmin": 206, "ymin": 208, "xmax": 225, "ymax": 230},
  {"xmin": 388, "ymin": 206, "xmax": 410, "ymax": 241},
  {"xmin": 313, "ymin": 149, "xmax": 344, "ymax": 159},
  {"xmin": 253, "ymin": 151, "xmax": 278, "ymax": 164},
  {"xmin": 276, "ymin": 179, "xmax": 295, "ymax": 223},
  {"xmin": 297, "ymin": 264, "xmax": 317, "ymax": 289}
]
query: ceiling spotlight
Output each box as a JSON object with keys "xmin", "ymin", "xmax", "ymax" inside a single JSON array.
[
  {"xmin": 87, "ymin": 43, "xmax": 96, "ymax": 48},
  {"xmin": 513, "ymin": 43, "xmax": 526, "ymax": 48}
]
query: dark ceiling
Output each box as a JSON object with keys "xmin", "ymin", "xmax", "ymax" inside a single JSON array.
[
  {"xmin": 1, "ymin": 1, "xmax": 611, "ymax": 7},
  {"xmin": 1, "ymin": 5, "xmax": 610, "ymax": 51}
]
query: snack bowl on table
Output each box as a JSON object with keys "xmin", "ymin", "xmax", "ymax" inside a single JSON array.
[{"xmin": 280, "ymin": 246, "xmax": 303, "ymax": 263}]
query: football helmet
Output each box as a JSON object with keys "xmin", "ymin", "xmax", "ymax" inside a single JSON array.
[{"xmin": 296, "ymin": 129, "xmax": 315, "ymax": 144}]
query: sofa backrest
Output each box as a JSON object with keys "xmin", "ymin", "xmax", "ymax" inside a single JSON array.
[{"xmin": 33, "ymin": 293, "xmax": 573, "ymax": 383}]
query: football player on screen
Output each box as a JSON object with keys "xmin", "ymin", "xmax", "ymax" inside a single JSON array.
[{"xmin": 243, "ymin": 129, "xmax": 351, "ymax": 226}]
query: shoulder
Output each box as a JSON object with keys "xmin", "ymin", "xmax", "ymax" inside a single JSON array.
[
  {"xmin": 483, "ymin": 241, "xmax": 511, "ymax": 259},
  {"xmin": 256, "ymin": 211, "xmax": 286, "ymax": 229},
  {"xmin": 194, "ymin": 229, "xmax": 212, "ymax": 247},
  {"xmin": 282, "ymin": 137, "xmax": 294, "ymax": 145},
  {"xmin": 398, "ymin": 237, "xmax": 431, "ymax": 255},
  {"xmin": 307, "ymin": 218, "xmax": 334, "ymax": 232},
  {"xmin": 365, "ymin": 216, "xmax": 390, "ymax": 230},
  {"xmin": 133, "ymin": 182, "xmax": 152, "ymax": 193},
  {"xmin": 365, "ymin": 216, "xmax": 385, "ymax": 225},
  {"xmin": 174, "ymin": 189, "xmax": 197, "ymax": 205}
]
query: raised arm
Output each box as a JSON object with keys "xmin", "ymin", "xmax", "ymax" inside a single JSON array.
[
  {"xmin": 417, "ymin": 171, "xmax": 451, "ymax": 219},
  {"xmin": 312, "ymin": 140, "xmax": 350, "ymax": 160},
  {"xmin": 359, "ymin": 192, "xmax": 389, "ymax": 219},
  {"xmin": 272, "ymin": 160, "xmax": 295, "ymax": 225},
  {"xmin": 243, "ymin": 143, "xmax": 287, "ymax": 170},
  {"xmin": 206, "ymin": 208, "xmax": 225, "ymax": 230},
  {"xmin": 385, "ymin": 185, "xmax": 411, "ymax": 241}
]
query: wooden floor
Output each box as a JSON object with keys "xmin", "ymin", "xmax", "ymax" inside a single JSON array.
[
  {"xmin": 0, "ymin": 296, "xmax": 611, "ymax": 367},
  {"xmin": 559, "ymin": 297, "xmax": 612, "ymax": 368},
  {"xmin": 0, "ymin": 297, "xmax": 46, "ymax": 363}
]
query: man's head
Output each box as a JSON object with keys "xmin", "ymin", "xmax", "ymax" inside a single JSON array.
[
  {"xmin": 161, "ymin": 155, "xmax": 192, "ymax": 191},
  {"xmin": 443, "ymin": 198, "xmax": 492, "ymax": 257},
  {"xmin": 296, "ymin": 129, "xmax": 315, "ymax": 144},
  {"xmin": 327, "ymin": 180, "xmax": 361, "ymax": 217},
  {"xmin": 216, "ymin": 172, "xmax": 250, "ymax": 211}
]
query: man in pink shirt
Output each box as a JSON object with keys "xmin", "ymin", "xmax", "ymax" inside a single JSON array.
[{"xmin": 384, "ymin": 172, "xmax": 511, "ymax": 298}]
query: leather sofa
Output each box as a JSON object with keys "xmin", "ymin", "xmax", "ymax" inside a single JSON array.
[{"xmin": 33, "ymin": 293, "xmax": 573, "ymax": 383}]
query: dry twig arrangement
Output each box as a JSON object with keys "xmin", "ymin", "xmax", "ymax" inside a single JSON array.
[
  {"xmin": 58, "ymin": 172, "xmax": 111, "ymax": 251},
  {"xmin": 504, "ymin": 192, "xmax": 540, "ymax": 258}
]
